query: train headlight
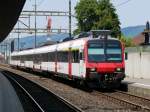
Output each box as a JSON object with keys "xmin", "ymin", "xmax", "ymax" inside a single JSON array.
[
  {"xmin": 90, "ymin": 68, "xmax": 96, "ymax": 72},
  {"xmin": 116, "ymin": 68, "xmax": 121, "ymax": 72}
]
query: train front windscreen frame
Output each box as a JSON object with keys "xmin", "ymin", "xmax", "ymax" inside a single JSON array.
[{"xmin": 87, "ymin": 39, "xmax": 122, "ymax": 63}]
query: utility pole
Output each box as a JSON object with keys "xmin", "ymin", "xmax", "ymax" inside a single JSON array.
[
  {"xmin": 5, "ymin": 44, "xmax": 7, "ymax": 63},
  {"xmin": 143, "ymin": 21, "xmax": 150, "ymax": 45},
  {"xmin": 34, "ymin": 0, "xmax": 37, "ymax": 48},
  {"xmin": 69, "ymin": 0, "xmax": 71, "ymax": 38},
  {"xmin": 18, "ymin": 21, "xmax": 20, "ymax": 51}
]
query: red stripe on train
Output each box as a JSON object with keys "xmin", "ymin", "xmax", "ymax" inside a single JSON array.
[{"xmin": 68, "ymin": 48, "xmax": 72, "ymax": 79}]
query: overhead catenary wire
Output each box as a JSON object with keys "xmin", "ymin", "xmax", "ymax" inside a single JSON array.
[
  {"xmin": 116, "ymin": 0, "xmax": 133, "ymax": 7},
  {"xmin": 37, "ymin": 0, "xmax": 45, "ymax": 6}
]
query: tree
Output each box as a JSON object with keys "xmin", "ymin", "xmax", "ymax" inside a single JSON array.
[
  {"xmin": 120, "ymin": 34, "xmax": 134, "ymax": 47},
  {"xmin": 75, "ymin": 0, "xmax": 121, "ymax": 38}
]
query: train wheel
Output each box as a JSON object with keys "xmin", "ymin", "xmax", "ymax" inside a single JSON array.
[
  {"xmin": 76, "ymin": 79, "xmax": 86, "ymax": 87},
  {"xmin": 115, "ymin": 80, "xmax": 121, "ymax": 89}
]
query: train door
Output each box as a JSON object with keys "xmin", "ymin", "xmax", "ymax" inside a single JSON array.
[
  {"xmin": 71, "ymin": 49, "xmax": 80, "ymax": 78},
  {"xmin": 79, "ymin": 49, "xmax": 86, "ymax": 78}
]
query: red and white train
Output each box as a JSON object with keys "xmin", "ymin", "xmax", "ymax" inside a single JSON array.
[{"xmin": 10, "ymin": 31, "xmax": 125, "ymax": 88}]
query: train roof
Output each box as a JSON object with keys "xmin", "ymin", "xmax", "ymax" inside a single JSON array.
[
  {"xmin": 11, "ymin": 36, "xmax": 120, "ymax": 56},
  {"xmin": 11, "ymin": 38, "xmax": 87, "ymax": 56}
]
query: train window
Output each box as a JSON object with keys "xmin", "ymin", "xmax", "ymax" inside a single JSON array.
[
  {"xmin": 18, "ymin": 56, "xmax": 20, "ymax": 60},
  {"xmin": 12, "ymin": 55, "xmax": 33, "ymax": 61},
  {"xmin": 26, "ymin": 55, "xmax": 33, "ymax": 61},
  {"xmin": 106, "ymin": 41, "xmax": 122, "ymax": 61},
  {"xmin": 72, "ymin": 50, "xmax": 79, "ymax": 63},
  {"xmin": 41, "ymin": 53, "xmax": 48, "ymax": 62},
  {"xmin": 57, "ymin": 51, "xmax": 68, "ymax": 62},
  {"xmin": 11, "ymin": 56, "xmax": 14, "ymax": 60},
  {"xmin": 12, "ymin": 56, "xmax": 18, "ymax": 60},
  {"xmin": 48, "ymin": 52, "xmax": 55, "ymax": 62},
  {"xmin": 80, "ymin": 52, "xmax": 82, "ymax": 60},
  {"xmin": 88, "ymin": 42, "xmax": 104, "ymax": 48},
  {"xmin": 20, "ymin": 55, "xmax": 23, "ymax": 61},
  {"xmin": 26, "ymin": 55, "xmax": 30, "ymax": 61},
  {"xmin": 33, "ymin": 54, "xmax": 41, "ymax": 64},
  {"xmin": 24, "ymin": 55, "xmax": 27, "ymax": 61},
  {"xmin": 22, "ymin": 55, "xmax": 26, "ymax": 62},
  {"xmin": 80, "ymin": 51, "xmax": 85, "ymax": 61},
  {"xmin": 63, "ymin": 52, "xmax": 68, "ymax": 62},
  {"xmin": 107, "ymin": 42, "xmax": 120, "ymax": 48},
  {"xmin": 29, "ymin": 55, "xmax": 33, "ymax": 61},
  {"xmin": 14, "ymin": 56, "xmax": 16, "ymax": 60},
  {"xmin": 27, "ymin": 55, "xmax": 29, "ymax": 61},
  {"xmin": 20, "ymin": 55, "xmax": 24, "ymax": 63}
]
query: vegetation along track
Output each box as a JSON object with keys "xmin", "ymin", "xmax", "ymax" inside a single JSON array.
[
  {"xmin": 92, "ymin": 90, "xmax": 150, "ymax": 112},
  {"xmin": 2, "ymin": 71, "xmax": 83, "ymax": 112}
]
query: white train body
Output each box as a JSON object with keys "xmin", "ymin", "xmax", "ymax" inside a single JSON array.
[
  {"xmin": 10, "ymin": 38, "xmax": 87, "ymax": 79},
  {"xmin": 10, "ymin": 36, "xmax": 125, "ymax": 88}
]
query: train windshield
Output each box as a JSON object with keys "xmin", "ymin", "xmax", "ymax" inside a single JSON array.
[{"xmin": 88, "ymin": 40, "xmax": 122, "ymax": 62}]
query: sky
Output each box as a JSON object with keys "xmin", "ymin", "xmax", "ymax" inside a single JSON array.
[
  {"xmin": 111, "ymin": 0, "xmax": 150, "ymax": 27},
  {"xmin": 23, "ymin": 0, "xmax": 150, "ymax": 28},
  {"xmin": 9, "ymin": 0, "xmax": 150, "ymax": 39}
]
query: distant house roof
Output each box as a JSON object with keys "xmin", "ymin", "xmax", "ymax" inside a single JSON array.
[{"xmin": 132, "ymin": 33, "xmax": 145, "ymax": 45}]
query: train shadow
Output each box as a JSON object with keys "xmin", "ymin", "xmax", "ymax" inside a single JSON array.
[
  {"xmin": 118, "ymin": 82, "xmax": 129, "ymax": 92},
  {"xmin": 94, "ymin": 83, "xmax": 129, "ymax": 93},
  {"xmin": 10, "ymin": 67, "xmax": 129, "ymax": 93},
  {"xmin": 18, "ymin": 69, "xmax": 94, "ymax": 92}
]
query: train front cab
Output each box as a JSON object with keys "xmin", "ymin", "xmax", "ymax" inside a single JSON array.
[{"xmin": 84, "ymin": 39, "xmax": 125, "ymax": 88}]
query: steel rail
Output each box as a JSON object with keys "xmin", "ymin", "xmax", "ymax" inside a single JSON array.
[
  {"xmin": 3, "ymin": 71, "xmax": 83, "ymax": 112},
  {"xmin": 115, "ymin": 90, "xmax": 150, "ymax": 110},
  {"xmin": 4, "ymin": 72, "xmax": 45, "ymax": 112},
  {"xmin": 116, "ymin": 90, "xmax": 150, "ymax": 102},
  {"xmin": 93, "ymin": 91, "xmax": 150, "ymax": 111}
]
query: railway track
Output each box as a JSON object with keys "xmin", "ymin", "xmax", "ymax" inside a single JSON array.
[
  {"xmin": 2, "ymin": 71, "xmax": 83, "ymax": 112},
  {"xmin": 1, "ymin": 65, "xmax": 150, "ymax": 112},
  {"xmin": 110, "ymin": 90, "xmax": 150, "ymax": 110},
  {"xmin": 92, "ymin": 90, "xmax": 150, "ymax": 112}
]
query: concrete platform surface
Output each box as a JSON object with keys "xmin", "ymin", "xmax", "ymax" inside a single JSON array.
[
  {"xmin": 124, "ymin": 77, "xmax": 150, "ymax": 89},
  {"xmin": 122, "ymin": 77, "xmax": 150, "ymax": 97},
  {"xmin": 0, "ymin": 72, "xmax": 24, "ymax": 112}
]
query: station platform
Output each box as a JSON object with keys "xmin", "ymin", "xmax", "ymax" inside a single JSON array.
[
  {"xmin": 122, "ymin": 77, "xmax": 150, "ymax": 98},
  {"xmin": 0, "ymin": 72, "xmax": 24, "ymax": 112}
]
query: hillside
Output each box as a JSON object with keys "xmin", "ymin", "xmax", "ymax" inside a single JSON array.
[
  {"xmin": 121, "ymin": 25, "xmax": 145, "ymax": 38},
  {"xmin": 13, "ymin": 33, "xmax": 69, "ymax": 51},
  {"xmin": 11, "ymin": 25, "xmax": 147, "ymax": 51}
]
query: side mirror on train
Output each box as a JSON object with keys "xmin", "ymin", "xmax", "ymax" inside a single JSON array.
[{"xmin": 125, "ymin": 52, "xmax": 128, "ymax": 60}]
